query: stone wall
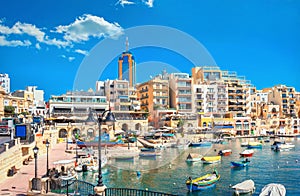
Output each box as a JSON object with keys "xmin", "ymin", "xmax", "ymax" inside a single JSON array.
[{"xmin": 0, "ymin": 139, "xmax": 23, "ymax": 184}]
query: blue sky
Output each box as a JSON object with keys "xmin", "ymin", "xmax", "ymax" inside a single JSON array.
[{"xmin": 0, "ymin": 0, "xmax": 299, "ymax": 99}]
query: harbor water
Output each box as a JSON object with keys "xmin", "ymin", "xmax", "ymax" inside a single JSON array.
[{"xmin": 78, "ymin": 137, "xmax": 300, "ymax": 195}]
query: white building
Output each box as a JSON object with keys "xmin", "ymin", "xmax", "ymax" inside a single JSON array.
[{"xmin": 0, "ymin": 73, "xmax": 10, "ymax": 94}]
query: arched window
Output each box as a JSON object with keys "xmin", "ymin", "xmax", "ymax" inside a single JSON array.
[
  {"xmin": 272, "ymin": 108, "xmax": 277, "ymax": 113},
  {"xmin": 59, "ymin": 129, "xmax": 67, "ymax": 138},
  {"xmin": 122, "ymin": 124, "xmax": 129, "ymax": 131},
  {"xmin": 135, "ymin": 123, "xmax": 141, "ymax": 130},
  {"xmin": 72, "ymin": 128, "xmax": 80, "ymax": 136}
]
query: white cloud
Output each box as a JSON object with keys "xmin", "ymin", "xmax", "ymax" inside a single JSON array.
[
  {"xmin": 55, "ymin": 14, "xmax": 124, "ymax": 43},
  {"xmin": 75, "ymin": 49, "xmax": 89, "ymax": 56},
  {"xmin": 61, "ymin": 54, "xmax": 75, "ymax": 62},
  {"xmin": 144, "ymin": 0, "xmax": 154, "ymax": 8},
  {"xmin": 35, "ymin": 43, "xmax": 41, "ymax": 50},
  {"xmin": 0, "ymin": 21, "xmax": 69, "ymax": 48},
  {"xmin": 0, "ymin": 35, "xmax": 31, "ymax": 47},
  {"xmin": 115, "ymin": 0, "xmax": 135, "ymax": 7}
]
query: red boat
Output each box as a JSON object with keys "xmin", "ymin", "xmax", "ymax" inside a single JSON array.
[
  {"xmin": 240, "ymin": 149, "xmax": 254, "ymax": 157},
  {"xmin": 218, "ymin": 149, "xmax": 232, "ymax": 156}
]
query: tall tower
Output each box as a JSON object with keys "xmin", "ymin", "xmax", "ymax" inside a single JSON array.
[{"xmin": 118, "ymin": 37, "xmax": 136, "ymax": 87}]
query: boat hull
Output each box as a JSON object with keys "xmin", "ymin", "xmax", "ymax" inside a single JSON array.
[
  {"xmin": 186, "ymin": 172, "xmax": 220, "ymax": 192},
  {"xmin": 231, "ymin": 161, "xmax": 248, "ymax": 167},
  {"xmin": 186, "ymin": 183, "xmax": 216, "ymax": 191}
]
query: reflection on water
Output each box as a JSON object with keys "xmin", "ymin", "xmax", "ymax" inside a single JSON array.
[{"xmin": 78, "ymin": 137, "xmax": 300, "ymax": 195}]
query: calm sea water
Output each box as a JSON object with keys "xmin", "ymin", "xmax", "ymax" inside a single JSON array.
[{"xmin": 79, "ymin": 137, "xmax": 300, "ymax": 196}]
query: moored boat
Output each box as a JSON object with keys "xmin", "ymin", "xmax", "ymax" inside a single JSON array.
[
  {"xmin": 232, "ymin": 179, "xmax": 255, "ymax": 195},
  {"xmin": 218, "ymin": 149, "xmax": 232, "ymax": 156},
  {"xmin": 247, "ymin": 142, "xmax": 263, "ymax": 149},
  {"xmin": 189, "ymin": 141, "xmax": 212, "ymax": 147},
  {"xmin": 186, "ymin": 170, "xmax": 220, "ymax": 192},
  {"xmin": 186, "ymin": 153, "xmax": 202, "ymax": 162},
  {"xmin": 259, "ymin": 183, "xmax": 286, "ymax": 196},
  {"xmin": 201, "ymin": 156, "xmax": 221, "ymax": 164},
  {"xmin": 240, "ymin": 149, "xmax": 254, "ymax": 157},
  {"xmin": 231, "ymin": 159, "xmax": 250, "ymax": 167},
  {"xmin": 271, "ymin": 140, "xmax": 295, "ymax": 151}
]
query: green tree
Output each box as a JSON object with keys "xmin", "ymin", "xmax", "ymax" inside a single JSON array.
[{"xmin": 4, "ymin": 106, "xmax": 15, "ymax": 115}]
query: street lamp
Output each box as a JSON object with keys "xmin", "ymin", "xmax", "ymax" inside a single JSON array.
[
  {"xmin": 45, "ymin": 140, "xmax": 50, "ymax": 176},
  {"xmin": 32, "ymin": 145, "xmax": 39, "ymax": 190},
  {"xmin": 85, "ymin": 107, "xmax": 116, "ymax": 187}
]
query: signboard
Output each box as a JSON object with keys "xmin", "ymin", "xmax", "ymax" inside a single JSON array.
[{"xmin": 15, "ymin": 124, "xmax": 27, "ymax": 140}]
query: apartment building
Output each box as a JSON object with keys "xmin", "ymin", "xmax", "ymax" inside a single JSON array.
[
  {"xmin": 222, "ymin": 71, "xmax": 252, "ymax": 117},
  {"xmin": 193, "ymin": 81, "xmax": 228, "ymax": 115},
  {"xmin": 169, "ymin": 73, "xmax": 193, "ymax": 113},
  {"xmin": 268, "ymin": 85, "xmax": 297, "ymax": 118},
  {"xmin": 0, "ymin": 73, "xmax": 10, "ymax": 94},
  {"xmin": 0, "ymin": 86, "xmax": 5, "ymax": 118},
  {"xmin": 137, "ymin": 74, "xmax": 169, "ymax": 114},
  {"xmin": 49, "ymin": 90, "xmax": 108, "ymax": 118}
]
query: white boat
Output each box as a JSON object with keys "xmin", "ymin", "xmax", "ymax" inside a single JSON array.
[
  {"xmin": 259, "ymin": 183, "xmax": 286, "ymax": 196},
  {"xmin": 271, "ymin": 141, "xmax": 295, "ymax": 151},
  {"xmin": 186, "ymin": 153, "xmax": 202, "ymax": 162},
  {"xmin": 241, "ymin": 142, "xmax": 248, "ymax": 147},
  {"xmin": 232, "ymin": 179, "xmax": 255, "ymax": 195}
]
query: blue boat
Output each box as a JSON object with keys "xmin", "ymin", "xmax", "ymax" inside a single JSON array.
[
  {"xmin": 140, "ymin": 148, "xmax": 155, "ymax": 152},
  {"xmin": 189, "ymin": 141, "xmax": 212, "ymax": 147},
  {"xmin": 231, "ymin": 159, "xmax": 250, "ymax": 167},
  {"xmin": 186, "ymin": 170, "xmax": 220, "ymax": 192},
  {"xmin": 247, "ymin": 142, "xmax": 263, "ymax": 149}
]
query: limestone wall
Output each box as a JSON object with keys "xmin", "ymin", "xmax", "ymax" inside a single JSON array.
[{"xmin": 0, "ymin": 139, "xmax": 23, "ymax": 184}]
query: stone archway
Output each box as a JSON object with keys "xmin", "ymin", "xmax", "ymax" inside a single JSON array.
[
  {"xmin": 135, "ymin": 123, "xmax": 141, "ymax": 130},
  {"xmin": 72, "ymin": 128, "xmax": 80, "ymax": 136},
  {"xmin": 87, "ymin": 128, "xmax": 95, "ymax": 138},
  {"xmin": 122, "ymin": 124, "xmax": 129, "ymax": 131},
  {"xmin": 59, "ymin": 129, "xmax": 67, "ymax": 138}
]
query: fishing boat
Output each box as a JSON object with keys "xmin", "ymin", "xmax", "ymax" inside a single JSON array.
[
  {"xmin": 240, "ymin": 149, "xmax": 254, "ymax": 157},
  {"xmin": 186, "ymin": 170, "xmax": 220, "ymax": 192},
  {"xmin": 241, "ymin": 142, "xmax": 248, "ymax": 147},
  {"xmin": 247, "ymin": 142, "xmax": 263, "ymax": 149},
  {"xmin": 139, "ymin": 152, "xmax": 161, "ymax": 157},
  {"xmin": 201, "ymin": 156, "xmax": 221, "ymax": 164},
  {"xmin": 186, "ymin": 153, "xmax": 202, "ymax": 162},
  {"xmin": 189, "ymin": 141, "xmax": 212, "ymax": 147},
  {"xmin": 218, "ymin": 149, "xmax": 232, "ymax": 156},
  {"xmin": 232, "ymin": 179, "xmax": 255, "ymax": 195},
  {"xmin": 259, "ymin": 183, "xmax": 286, "ymax": 196},
  {"xmin": 271, "ymin": 141, "xmax": 295, "ymax": 151},
  {"xmin": 230, "ymin": 159, "xmax": 250, "ymax": 167}
]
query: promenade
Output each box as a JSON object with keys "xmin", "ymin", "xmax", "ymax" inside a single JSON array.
[{"xmin": 0, "ymin": 142, "xmax": 76, "ymax": 196}]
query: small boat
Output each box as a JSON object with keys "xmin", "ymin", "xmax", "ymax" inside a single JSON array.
[
  {"xmin": 186, "ymin": 153, "xmax": 202, "ymax": 162},
  {"xmin": 247, "ymin": 142, "xmax": 263, "ymax": 149},
  {"xmin": 232, "ymin": 179, "xmax": 255, "ymax": 195},
  {"xmin": 241, "ymin": 142, "xmax": 248, "ymax": 147},
  {"xmin": 114, "ymin": 155, "xmax": 135, "ymax": 161},
  {"xmin": 218, "ymin": 149, "xmax": 232, "ymax": 156},
  {"xmin": 240, "ymin": 149, "xmax": 254, "ymax": 157},
  {"xmin": 271, "ymin": 141, "xmax": 295, "ymax": 151},
  {"xmin": 231, "ymin": 159, "xmax": 250, "ymax": 167},
  {"xmin": 139, "ymin": 152, "xmax": 161, "ymax": 157},
  {"xmin": 189, "ymin": 141, "xmax": 212, "ymax": 147},
  {"xmin": 186, "ymin": 170, "xmax": 220, "ymax": 192},
  {"xmin": 259, "ymin": 183, "xmax": 286, "ymax": 196},
  {"xmin": 201, "ymin": 156, "xmax": 221, "ymax": 164},
  {"xmin": 140, "ymin": 148, "xmax": 156, "ymax": 152}
]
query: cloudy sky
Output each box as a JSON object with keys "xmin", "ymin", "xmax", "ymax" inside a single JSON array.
[{"xmin": 0, "ymin": 0, "xmax": 299, "ymax": 99}]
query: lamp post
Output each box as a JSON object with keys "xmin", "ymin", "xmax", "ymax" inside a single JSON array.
[
  {"xmin": 45, "ymin": 140, "xmax": 50, "ymax": 176},
  {"xmin": 85, "ymin": 108, "xmax": 116, "ymax": 188},
  {"xmin": 32, "ymin": 145, "xmax": 39, "ymax": 190}
]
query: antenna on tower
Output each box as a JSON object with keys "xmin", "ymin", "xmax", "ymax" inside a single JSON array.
[{"xmin": 125, "ymin": 37, "xmax": 129, "ymax": 52}]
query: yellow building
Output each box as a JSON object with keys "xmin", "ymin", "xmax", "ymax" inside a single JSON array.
[{"xmin": 137, "ymin": 74, "xmax": 169, "ymax": 116}]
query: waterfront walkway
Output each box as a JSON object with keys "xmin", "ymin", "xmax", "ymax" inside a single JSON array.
[{"xmin": 0, "ymin": 142, "xmax": 75, "ymax": 196}]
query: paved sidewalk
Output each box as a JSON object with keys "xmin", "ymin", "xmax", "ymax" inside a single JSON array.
[{"xmin": 0, "ymin": 142, "xmax": 76, "ymax": 196}]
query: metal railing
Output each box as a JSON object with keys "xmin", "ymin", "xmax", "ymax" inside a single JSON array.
[
  {"xmin": 50, "ymin": 179, "xmax": 95, "ymax": 196},
  {"xmin": 105, "ymin": 188, "xmax": 177, "ymax": 196}
]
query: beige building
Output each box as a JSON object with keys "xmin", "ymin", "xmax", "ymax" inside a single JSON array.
[
  {"xmin": 3, "ymin": 94, "xmax": 33, "ymax": 116},
  {"xmin": 137, "ymin": 74, "xmax": 169, "ymax": 115},
  {"xmin": 268, "ymin": 85, "xmax": 297, "ymax": 118}
]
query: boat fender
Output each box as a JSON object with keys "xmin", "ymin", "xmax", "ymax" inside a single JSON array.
[{"xmin": 136, "ymin": 171, "xmax": 141, "ymax": 177}]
